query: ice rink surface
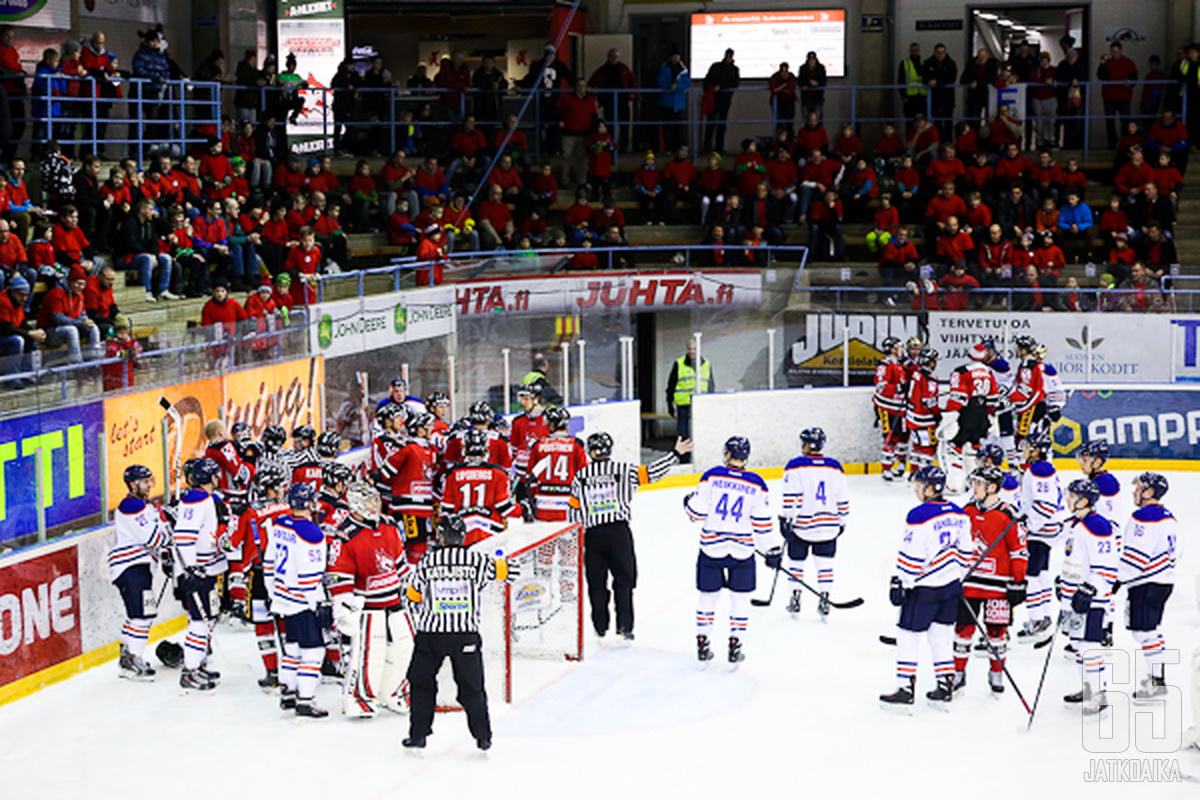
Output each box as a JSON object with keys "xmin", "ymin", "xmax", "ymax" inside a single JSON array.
[{"xmin": 2, "ymin": 469, "xmax": 1198, "ymax": 799}]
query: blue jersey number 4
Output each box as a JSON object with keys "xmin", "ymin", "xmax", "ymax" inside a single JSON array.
[
  {"xmin": 714, "ymin": 493, "xmax": 744, "ymax": 522},
  {"xmin": 815, "ymin": 481, "xmax": 826, "ymax": 503}
]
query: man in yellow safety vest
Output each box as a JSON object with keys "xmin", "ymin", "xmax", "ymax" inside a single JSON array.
[
  {"xmin": 896, "ymin": 42, "xmax": 927, "ymax": 126},
  {"xmin": 665, "ymin": 338, "xmax": 712, "ymax": 463}
]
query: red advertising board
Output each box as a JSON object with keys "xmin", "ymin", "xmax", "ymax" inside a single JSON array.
[{"xmin": 0, "ymin": 547, "xmax": 82, "ymax": 688}]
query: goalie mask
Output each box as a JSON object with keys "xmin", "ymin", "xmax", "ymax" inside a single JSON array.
[{"xmin": 345, "ymin": 482, "xmax": 381, "ymax": 523}]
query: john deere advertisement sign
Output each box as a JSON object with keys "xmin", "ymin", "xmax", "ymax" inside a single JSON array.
[
  {"xmin": 784, "ymin": 313, "xmax": 923, "ymax": 387},
  {"xmin": 309, "ymin": 287, "xmax": 455, "ymax": 358}
]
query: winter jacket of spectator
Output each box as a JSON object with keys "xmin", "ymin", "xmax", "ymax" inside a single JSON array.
[
  {"xmin": 656, "ymin": 61, "xmax": 691, "ymax": 112},
  {"xmin": 1058, "ymin": 203, "xmax": 1094, "ymax": 230}
]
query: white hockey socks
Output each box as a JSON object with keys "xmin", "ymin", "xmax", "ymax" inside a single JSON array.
[
  {"xmin": 895, "ymin": 629, "xmax": 920, "ymax": 688},
  {"xmin": 280, "ymin": 639, "xmax": 300, "ymax": 694},
  {"xmin": 696, "ymin": 591, "xmax": 719, "ymax": 636},
  {"xmin": 1131, "ymin": 629, "xmax": 1167, "ymax": 682},
  {"xmin": 121, "ymin": 618, "xmax": 153, "ymax": 659},
  {"xmin": 783, "ymin": 556, "xmax": 805, "ymax": 582},
  {"xmin": 1082, "ymin": 649, "xmax": 1106, "ymax": 698},
  {"xmin": 928, "ymin": 623, "xmax": 956, "ymax": 681},
  {"xmin": 814, "ymin": 555, "xmax": 834, "ymax": 592},
  {"xmin": 183, "ymin": 620, "xmax": 209, "ymax": 670},
  {"xmin": 297, "ymin": 646, "xmax": 323, "ymax": 702},
  {"xmin": 1026, "ymin": 571, "xmax": 1053, "ymax": 624},
  {"xmin": 729, "ymin": 592, "xmax": 750, "ymax": 639}
]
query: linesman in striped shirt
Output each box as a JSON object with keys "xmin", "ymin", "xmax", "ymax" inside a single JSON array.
[
  {"xmin": 567, "ymin": 433, "xmax": 693, "ymax": 641},
  {"xmin": 402, "ymin": 515, "xmax": 514, "ymax": 753}
]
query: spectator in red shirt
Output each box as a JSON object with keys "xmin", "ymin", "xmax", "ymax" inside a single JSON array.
[
  {"xmin": 1152, "ymin": 150, "xmax": 1183, "ymax": 201},
  {"xmin": 490, "ymin": 153, "xmax": 525, "ymax": 212},
  {"xmin": 84, "ymin": 265, "xmax": 120, "ymax": 334},
  {"xmin": 386, "ymin": 197, "xmax": 417, "ymax": 250},
  {"xmin": 558, "ymin": 79, "xmax": 598, "ymax": 190},
  {"xmin": 415, "ymin": 155, "xmax": 450, "ymax": 209},
  {"xmin": 698, "ymin": 152, "xmax": 728, "ymax": 225},
  {"xmin": 305, "ymin": 155, "xmax": 341, "ymax": 198},
  {"xmin": 1116, "ymin": 260, "xmax": 1164, "ymax": 312},
  {"xmin": 993, "ymin": 142, "xmax": 1032, "ymax": 188},
  {"xmin": 1029, "ymin": 53, "xmax": 1058, "ymax": 149},
  {"xmin": 1115, "ymin": 149, "xmax": 1154, "ymax": 199},
  {"xmin": 52, "ymin": 205, "xmax": 99, "ymax": 273},
  {"xmin": 807, "ymin": 188, "xmax": 843, "ymax": 260},
  {"xmin": 939, "ymin": 262, "xmax": 980, "ymax": 310},
  {"xmin": 1059, "ymin": 157, "xmax": 1088, "ymax": 198},
  {"xmin": 381, "ymin": 149, "xmax": 420, "ymax": 217},
  {"xmin": 634, "ymin": 151, "xmax": 665, "ymax": 225},
  {"xmin": 893, "ymin": 154, "xmax": 922, "ymax": 222},
  {"xmin": 765, "ymin": 147, "xmax": 799, "ymax": 221},
  {"xmin": 926, "ymin": 143, "xmax": 965, "ymax": 191},
  {"xmin": 1028, "ymin": 150, "xmax": 1062, "ymax": 205},
  {"xmin": 0, "ymin": 275, "xmax": 45, "ymax": 381},
  {"xmin": 529, "ymin": 162, "xmax": 559, "ymax": 209},
  {"xmin": 1146, "ymin": 108, "xmax": 1190, "ymax": 174},
  {"xmin": 866, "ymin": 194, "xmax": 899, "ymax": 253},
  {"xmin": 200, "ymin": 279, "xmax": 247, "ymax": 366},
  {"xmin": 193, "ymin": 199, "xmax": 236, "ymax": 287},
  {"xmin": 38, "ymin": 266, "xmax": 99, "ymax": 364},
  {"xmin": 242, "ymin": 280, "xmax": 280, "ymax": 358},
  {"xmin": 285, "ymin": 227, "xmax": 323, "ymax": 306},
  {"xmin": 102, "ymin": 314, "xmax": 143, "ymax": 391},
  {"xmin": 733, "ymin": 138, "xmax": 767, "ymax": 198},
  {"xmin": 1034, "ymin": 230, "xmax": 1066, "ymax": 281},
  {"xmin": 977, "ymin": 223, "xmax": 1014, "ymax": 292},
  {"xmin": 447, "ymin": 116, "xmax": 491, "ymax": 191},
  {"xmin": 0, "ymin": 26, "xmax": 26, "ymax": 162},
  {"xmin": 906, "ymin": 115, "xmax": 940, "ymax": 165},
  {"xmin": 830, "ymin": 122, "xmax": 862, "ymax": 164},
  {"xmin": 961, "ymin": 190, "xmax": 992, "ymax": 244},
  {"xmin": 934, "ymin": 216, "xmax": 975, "ymax": 273},
  {"xmin": 272, "ymin": 153, "xmax": 307, "ymax": 199},
  {"xmin": 879, "ymin": 227, "xmax": 919, "ymax": 286},
  {"xmin": 476, "ymin": 183, "xmax": 514, "ymax": 250},
  {"xmin": 841, "ymin": 157, "xmax": 878, "ymax": 221},
  {"xmin": 591, "ymin": 197, "xmax": 626, "ymax": 236},
  {"xmin": 1098, "ymin": 42, "xmax": 1138, "ymax": 149},
  {"xmin": 1012, "ymin": 263, "xmax": 1051, "ymax": 312},
  {"xmin": 0, "ymin": 218, "xmax": 33, "ymax": 292},
  {"xmin": 909, "ymin": 277, "xmax": 941, "ymax": 311},
  {"xmin": 585, "ymin": 120, "xmax": 617, "ymax": 199},
  {"xmin": 953, "ymin": 121, "xmax": 978, "ymax": 162},
  {"xmin": 924, "ymin": 181, "xmax": 967, "ymax": 250},
  {"xmin": 798, "ymin": 148, "xmax": 842, "ymax": 223},
  {"xmin": 493, "ymin": 114, "xmax": 531, "ymax": 182},
  {"xmin": 662, "ymin": 143, "xmax": 697, "ymax": 224},
  {"xmin": 794, "ymin": 112, "xmax": 829, "ymax": 162},
  {"xmin": 1106, "ymin": 231, "xmax": 1137, "ymax": 284},
  {"xmin": 873, "ymin": 122, "xmax": 905, "ymax": 168}
]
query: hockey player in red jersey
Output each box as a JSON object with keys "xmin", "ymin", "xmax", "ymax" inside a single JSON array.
[
  {"xmin": 873, "ymin": 336, "xmax": 909, "ymax": 481},
  {"xmin": 381, "ymin": 412, "xmax": 437, "ymax": 562},
  {"xmin": 204, "ymin": 419, "xmax": 253, "ymax": 514},
  {"xmin": 317, "ymin": 462, "xmax": 353, "ymax": 533},
  {"xmin": 510, "ymin": 382, "xmax": 550, "ymax": 478},
  {"xmin": 905, "ymin": 346, "xmax": 942, "ymax": 475},
  {"xmin": 228, "ymin": 465, "xmax": 291, "ymax": 689},
  {"xmin": 954, "ymin": 465, "xmax": 1027, "ymax": 693},
  {"xmin": 527, "ymin": 406, "xmax": 588, "ymax": 522},
  {"xmin": 370, "ymin": 403, "xmax": 407, "ymax": 500},
  {"xmin": 425, "ymin": 391, "xmax": 452, "ymax": 437},
  {"xmin": 941, "ymin": 343, "xmax": 1000, "ymax": 493},
  {"xmin": 439, "ymin": 428, "xmax": 516, "ymax": 545},
  {"xmin": 327, "ymin": 482, "xmax": 414, "ymax": 718},
  {"xmin": 1007, "ymin": 335, "xmax": 1048, "ymax": 466},
  {"xmin": 441, "ymin": 400, "xmax": 512, "ymax": 475}
]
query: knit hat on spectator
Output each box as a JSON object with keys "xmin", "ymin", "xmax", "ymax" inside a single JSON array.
[
  {"xmin": 1113, "ymin": 231, "xmax": 1128, "ymax": 241},
  {"xmin": 274, "ymin": 272, "xmax": 291, "ymax": 287},
  {"xmin": 7, "ymin": 275, "xmax": 29, "ymax": 292},
  {"xmin": 68, "ymin": 266, "xmax": 87, "ymax": 282},
  {"xmin": 258, "ymin": 279, "xmax": 273, "ymax": 294},
  {"xmin": 113, "ymin": 314, "xmax": 131, "ymax": 332}
]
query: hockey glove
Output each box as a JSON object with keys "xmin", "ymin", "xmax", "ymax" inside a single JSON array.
[
  {"xmin": 778, "ymin": 516, "xmax": 793, "ymax": 537},
  {"xmin": 315, "ymin": 603, "xmax": 334, "ymax": 632},
  {"xmin": 333, "ymin": 595, "xmax": 363, "ymax": 635},
  {"xmin": 178, "ymin": 566, "xmax": 204, "ymax": 598},
  {"xmin": 1071, "ymin": 582, "xmax": 1097, "ymax": 615},
  {"xmin": 159, "ymin": 548, "xmax": 175, "ymax": 579},
  {"xmin": 763, "ymin": 547, "xmax": 783, "ymax": 571},
  {"xmin": 519, "ymin": 497, "xmax": 536, "ymax": 524},
  {"xmin": 889, "ymin": 576, "xmax": 907, "ymax": 607},
  {"xmin": 1006, "ymin": 580, "xmax": 1027, "ymax": 606}
]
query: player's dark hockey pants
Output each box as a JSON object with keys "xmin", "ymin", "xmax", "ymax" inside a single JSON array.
[
  {"xmin": 407, "ymin": 632, "xmax": 491, "ymax": 742},
  {"xmin": 584, "ymin": 521, "xmax": 638, "ymax": 635}
]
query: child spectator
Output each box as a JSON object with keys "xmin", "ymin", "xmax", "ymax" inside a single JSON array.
[
  {"xmin": 938, "ymin": 262, "xmax": 979, "ymax": 310},
  {"xmin": 348, "ymin": 159, "xmax": 380, "ymax": 233},
  {"xmin": 962, "ymin": 191, "xmax": 992, "ymax": 244},
  {"xmin": 662, "ymin": 144, "xmax": 698, "ymax": 225},
  {"xmin": 830, "ymin": 122, "xmax": 862, "ymax": 163},
  {"xmin": 892, "ymin": 154, "xmax": 921, "ymax": 222},
  {"xmin": 1059, "ymin": 157, "xmax": 1088, "ymax": 197},
  {"xmin": 873, "ymin": 122, "xmax": 904, "ymax": 168},
  {"xmin": 766, "ymin": 147, "xmax": 799, "ymax": 221},
  {"xmin": 866, "ymin": 194, "xmax": 898, "ymax": 253},
  {"xmin": 807, "ymin": 189, "xmax": 844, "ymax": 261},
  {"xmin": 102, "ymin": 314, "xmax": 142, "ymax": 391},
  {"xmin": 243, "ymin": 279, "xmax": 279, "ymax": 360},
  {"xmin": 964, "ymin": 150, "xmax": 994, "ymax": 197},
  {"xmin": 529, "ymin": 162, "xmax": 558, "ymax": 208},
  {"xmin": 1106, "ymin": 231, "xmax": 1137, "ymax": 284},
  {"xmin": 585, "ymin": 120, "xmax": 616, "ymax": 199},
  {"xmin": 953, "ymin": 121, "xmax": 978, "ymax": 162},
  {"xmin": 285, "ymin": 226, "xmax": 322, "ymax": 306},
  {"xmin": 1029, "ymin": 150, "xmax": 1062, "ymax": 204},
  {"xmin": 386, "ymin": 198, "xmax": 417, "ymax": 250},
  {"xmin": 446, "ymin": 195, "xmax": 480, "ymax": 252},
  {"xmin": 698, "ymin": 152, "xmax": 728, "ymax": 225},
  {"xmin": 841, "ymin": 157, "xmax": 877, "ymax": 221},
  {"xmin": 1036, "ymin": 196, "xmax": 1060, "ymax": 235},
  {"xmin": 1035, "ymin": 230, "xmax": 1065, "ymax": 281},
  {"xmin": 1057, "ymin": 190, "xmax": 1093, "ymax": 259},
  {"xmin": 1152, "ymin": 151, "xmax": 1183, "ymax": 203},
  {"xmin": 634, "ymin": 151, "xmax": 665, "ymax": 225},
  {"xmin": 733, "ymin": 139, "xmax": 767, "ymax": 198}
]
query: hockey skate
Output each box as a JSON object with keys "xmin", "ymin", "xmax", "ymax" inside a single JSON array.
[
  {"xmin": 295, "ymin": 700, "xmax": 329, "ymax": 718},
  {"xmin": 1082, "ymin": 691, "xmax": 1110, "ymax": 717},
  {"xmin": 879, "ymin": 678, "xmax": 915, "ymax": 713},
  {"xmin": 697, "ymin": 635, "xmax": 714, "ymax": 664},
  {"xmin": 728, "ymin": 636, "xmax": 745, "ymax": 667},
  {"xmin": 258, "ymin": 669, "xmax": 279, "ymax": 691},
  {"xmin": 321, "ymin": 658, "xmax": 344, "ymax": 683},
  {"xmin": 817, "ymin": 591, "xmax": 831, "ymax": 619},
  {"xmin": 786, "ymin": 590, "xmax": 802, "ymax": 615},
  {"xmin": 951, "ymin": 670, "xmax": 966, "ymax": 691},
  {"xmin": 616, "ymin": 629, "xmax": 635, "ymax": 645},
  {"xmin": 988, "ymin": 671, "xmax": 1004, "ymax": 694},
  {"xmin": 280, "ymin": 687, "xmax": 297, "ymax": 710},
  {"xmin": 402, "ymin": 736, "xmax": 427, "ymax": 753},
  {"xmin": 926, "ymin": 676, "xmax": 955, "ymax": 708},
  {"xmin": 1132, "ymin": 677, "xmax": 1167, "ymax": 704},
  {"xmin": 881, "ymin": 468, "xmax": 894, "ymax": 482},
  {"xmin": 197, "ymin": 664, "xmax": 220, "ymax": 685},
  {"xmin": 1016, "ymin": 617, "xmax": 1053, "ymax": 644},
  {"xmin": 118, "ymin": 644, "xmax": 156, "ymax": 682},
  {"xmin": 179, "ymin": 668, "xmax": 215, "ymax": 693}
]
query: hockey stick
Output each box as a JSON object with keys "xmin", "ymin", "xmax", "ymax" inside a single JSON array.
[
  {"xmin": 957, "ymin": 597, "xmax": 1032, "ymax": 713},
  {"xmin": 1026, "ymin": 616, "xmax": 1062, "ymax": 731},
  {"xmin": 750, "ymin": 564, "xmax": 782, "ymax": 607},
  {"xmin": 755, "ymin": 552, "xmax": 864, "ymax": 609},
  {"xmin": 878, "ymin": 512, "xmax": 1026, "ymax": 646}
]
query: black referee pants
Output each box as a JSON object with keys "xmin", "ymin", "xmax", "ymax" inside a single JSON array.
[
  {"xmin": 406, "ymin": 632, "xmax": 491, "ymax": 742},
  {"xmin": 584, "ymin": 521, "xmax": 638, "ymax": 635}
]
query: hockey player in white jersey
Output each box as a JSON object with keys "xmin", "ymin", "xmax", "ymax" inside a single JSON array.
[
  {"xmin": 779, "ymin": 428, "xmax": 849, "ymax": 618},
  {"xmin": 1076, "ymin": 439, "xmax": 1125, "ymax": 647},
  {"xmin": 1015, "ymin": 431, "xmax": 1066, "ymax": 644},
  {"xmin": 684, "ymin": 437, "xmax": 778, "ymax": 665},
  {"xmin": 980, "ymin": 338, "xmax": 1017, "ymax": 463},
  {"xmin": 880, "ymin": 465, "xmax": 972, "ymax": 708},
  {"xmin": 265, "ymin": 482, "xmax": 330, "ymax": 718},
  {"xmin": 109, "ymin": 465, "xmax": 173, "ymax": 681},
  {"xmin": 172, "ymin": 458, "xmax": 228, "ymax": 692},
  {"xmin": 1061, "ymin": 479, "xmax": 1119, "ymax": 716},
  {"xmin": 1116, "ymin": 472, "xmax": 1177, "ymax": 703}
]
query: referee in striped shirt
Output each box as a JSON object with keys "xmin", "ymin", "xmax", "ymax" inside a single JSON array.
[
  {"xmin": 568, "ymin": 433, "xmax": 693, "ymax": 641},
  {"xmin": 403, "ymin": 514, "xmax": 512, "ymax": 752}
]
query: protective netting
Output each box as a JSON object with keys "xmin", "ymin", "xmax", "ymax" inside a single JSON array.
[{"xmin": 437, "ymin": 521, "xmax": 583, "ymax": 708}]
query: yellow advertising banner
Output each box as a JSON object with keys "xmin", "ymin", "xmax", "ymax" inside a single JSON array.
[
  {"xmin": 103, "ymin": 377, "xmax": 224, "ymax": 510},
  {"xmin": 223, "ymin": 356, "xmax": 325, "ymax": 439}
]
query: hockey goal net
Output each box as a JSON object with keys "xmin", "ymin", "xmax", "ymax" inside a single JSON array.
[{"xmin": 437, "ymin": 521, "xmax": 583, "ymax": 708}]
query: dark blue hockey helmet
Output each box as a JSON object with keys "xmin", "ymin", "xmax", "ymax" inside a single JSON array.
[
  {"xmin": 979, "ymin": 442, "xmax": 1005, "ymax": 466},
  {"xmin": 188, "ymin": 458, "xmax": 221, "ymax": 488},
  {"xmin": 980, "ymin": 337, "xmax": 997, "ymax": 352},
  {"xmin": 587, "ymin": 432, "xmax": 614, "ymax": 460},
  {"xmin": 288, "ymin": 481, "xmax": 317, "ymax": 510},
  {"xmin": 724, "ymin": 436, "xmax": 751, "ymax": 463},
  {"xmin": 1078, "ymin": 440, "xmax": 1109, "ymax": 461},
  {"xmin": 230, "ymin": 421, "xmax": 252, "ymax": 441},
  {"xmin": 800, "ymin": 427, "xmax": 827, "ymax": 451},
  {"xmin": 123, "ymin": 464, "xmax": 153, "ymax": 487},
  {"xmin": 1134, "ymin": 472, "xmax": 1169, "ymax": 500},
  {"xmin": 1067, "ymin": 479, "xmax": 1100, "ymax": 508},
  {"xmin": 913, "ymin": 465, "xmax": 947, "ymax": 493},
  {"xmin": 1023, "ymin": 430, "xmax": 1052, "ymax": 456}
]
